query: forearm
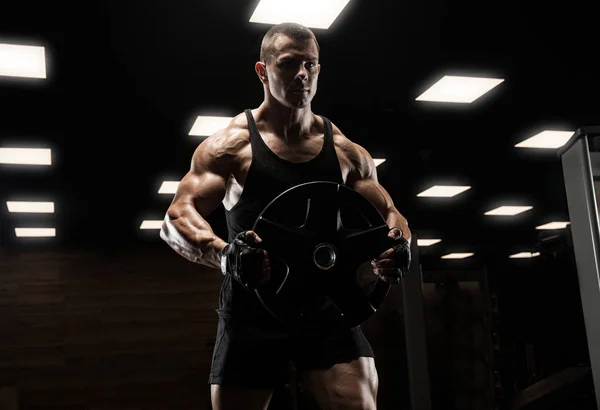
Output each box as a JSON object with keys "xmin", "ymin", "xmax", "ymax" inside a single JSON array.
[
  {"xmin": 160, "ymin": 212, "xmax": 228, "ymax": 269},
  {"xmin": 352, "ymin": 179, "xmax": 412, "ymax": 244},
  {"xmin": 386, "ymin": 206, "xmax": 411, "ymax": 244}
]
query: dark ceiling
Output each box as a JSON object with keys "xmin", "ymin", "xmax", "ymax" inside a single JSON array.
[{"xmin": 0, "ymin": 0, "xmax": 598, "ymax": 267}]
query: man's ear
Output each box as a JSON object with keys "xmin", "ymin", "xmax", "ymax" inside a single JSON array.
[{"xmin": 255, "ymin": 61, "xmax": 268, "ymax": 82}]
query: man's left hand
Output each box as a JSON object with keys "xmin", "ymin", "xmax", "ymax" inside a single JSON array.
[{"xmin": 370, "ymin": 227, "xmax": 411, "ymax": 284}]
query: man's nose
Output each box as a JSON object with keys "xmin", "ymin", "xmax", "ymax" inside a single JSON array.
[{"xmin": 295, "ymin": 66, "xmax": 308, "ymax": 81}]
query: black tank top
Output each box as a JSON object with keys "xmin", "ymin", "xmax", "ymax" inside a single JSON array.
[{"xmin": 219, "ymin": 109, "xmax": 344, "ymax": 322}]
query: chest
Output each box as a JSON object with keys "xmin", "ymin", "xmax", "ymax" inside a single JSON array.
[
  {"xmin": 232, "ymin": 134, "xmax": 352, "ymax": 185},
  {"xmin": 261, "ymin": 133, "xmax": 324, "ymax": 162}
]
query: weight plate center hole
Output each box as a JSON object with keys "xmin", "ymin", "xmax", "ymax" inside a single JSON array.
[{"xmin": 313, "ymin": 243, "xmax": 337, "ymax": 270}]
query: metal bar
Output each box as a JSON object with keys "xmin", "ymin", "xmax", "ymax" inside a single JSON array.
[
  {"xmin": 557, "ymin": 126, "xmax": 600, "ymax": 158},
  {"xmin": 560, "ymin": 135, "xmax": 600, "ymax": 405},
  {"xmin": 403, "ymin": 235, "xmax": 432, "ymax": 410},
  {"xmin": 590, "ymin": 152, "xmax": 600, "ymax": 177}
]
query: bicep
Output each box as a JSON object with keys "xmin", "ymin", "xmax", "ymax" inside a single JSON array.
[
  {"xmin": 346, "ymin": 143, "xmax": 387, "ymax": 210},
  {"xmin": 171, "ymin": 169, "xmax": 227, "ymax": 217},
  {"xmin": 346, "ymin": 142, "xmax": 410, "ymax": 236},
  {"xmin": 169, "ymin": 137, "xmax": 230, "ymax": 218}
]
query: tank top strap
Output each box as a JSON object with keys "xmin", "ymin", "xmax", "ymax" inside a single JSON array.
[
  {"xmin": 319, "ymin": 115, "xmax": 333, "ymax": 146},
  {"xmin": 244, "ymin": 109, "xmax": 263, "ymax": 152}
]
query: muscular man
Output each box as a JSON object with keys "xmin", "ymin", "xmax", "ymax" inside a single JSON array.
[{"xmin": 160, "ymin": 22, "xmax": 411, "ymax": 410}]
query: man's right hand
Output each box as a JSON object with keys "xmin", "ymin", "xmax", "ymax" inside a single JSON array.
[{"xmin": 221, "ymin": 231, "xmax": 271, "ymax": 289}]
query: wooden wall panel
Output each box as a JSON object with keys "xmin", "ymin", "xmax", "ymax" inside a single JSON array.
[
  {"xmin": 421, "ymin": 270, "xmax": 495, "ymax": 410},
  {"xmin": 0, "ymin": 244, "xmax": 220, "ymax": 410}
]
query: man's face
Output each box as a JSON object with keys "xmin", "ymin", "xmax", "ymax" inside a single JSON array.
[{"xmin": 263, "ymin": 35, "xmax": 320, "ymax": 108}]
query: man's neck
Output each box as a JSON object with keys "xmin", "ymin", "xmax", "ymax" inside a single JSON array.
[{"xmin": 257, "ymin": 101, "xmax": 314, "ymax": 142}]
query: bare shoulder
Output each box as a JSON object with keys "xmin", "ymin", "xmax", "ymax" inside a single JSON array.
[
  {"xmin": 190, "ymin": 112, "xmax": 251, "ymax": 176},
  {"xmin": 327, "ymin": 119, "xmax": 376, "ymax": 179}
]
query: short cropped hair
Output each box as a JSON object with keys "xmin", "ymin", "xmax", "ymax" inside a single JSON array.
[{"xmin": 259, "ymin": 22, "xmax": 320, "ymax": 63}]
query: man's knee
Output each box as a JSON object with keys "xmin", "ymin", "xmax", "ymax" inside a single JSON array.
[
  {"xmin": 330, "ymin": 395, "xmax": 376, "ymax": 410},
  {"xmin": 328, "ymin": 384, "xmax": 377, "ymax": 410}
]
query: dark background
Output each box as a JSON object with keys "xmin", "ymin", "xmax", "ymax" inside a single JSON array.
[{"xmin": 0, "ymin": 0, "xmax": 598, "ymax": 408}]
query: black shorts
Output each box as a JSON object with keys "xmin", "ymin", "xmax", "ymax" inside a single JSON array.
[{"xmin": 208, "ymin": 310, "xmax": 374, "ymax": 389}]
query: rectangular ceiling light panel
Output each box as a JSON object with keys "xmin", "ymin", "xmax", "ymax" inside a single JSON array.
[
  {"xmin": 509, "ymin": 252, "xmax": 540, "ymax": 258},
  {"xmin": 515, "ymin": 130, "xmax": 574, "ymax": 149},
  {"xmin": 441, "ymin": 253, "xmax": 474, "ymax": 259},
  {"xmin": 0, "ymin": 43, "xmax": 46, "ymax": 79},
  {"xmin": 416, "ymin": 75, "xmax": 504, "ymax": 103},
  {"xmin": 189, "ymin": 116, "xmax": 233, "ymax": 137},
  {"xmin": 417, "ymin": 239, "xmax": 441, "ymax": 246},
  {"xmin": 158, "ymin": 181, "xmax": 180, "ymax": 194},
  {"xmin": 140, "ymin": 220, "xmax": 163, "ymax": 230},
  {"xmin": 0, "ymin": 148, "xmax": 51, "ymax": 165},
  {"xmin": 249, "ymin": 0, "xmax": 351, "ymax": 29},
  {"xmin": 535, "ymin": 221, "xmax": 570, "ymax": 230},
  {"xmin": 15, "ymin": 228, "xmax": 55, "ymax": 237},
  {"xmin": 417, "ymin": 185, "xmax": 471, "ymax": 197},
  {"xmin": 7, "ymin": 201, "xmax": 54, "ymax": 213},
  {"xmin": 484, "ymin": 206, "xmax": 532, "ymax": 216}
]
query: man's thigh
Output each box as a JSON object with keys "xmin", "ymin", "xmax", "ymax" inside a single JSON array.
[
  {"xmin": 209, "ymin": 313, "xmax": 291, "ymax": 389},
  {"xmin": 299, "ymin": 357, "xmax": 378, "ymax": 410},
  {"xmin": 292, "ymin": 325, "xmax": 378, "ymax": 409},
  {"xmin": 211, "ymin": 384, "xmax": 274, "ymax": 410}
]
